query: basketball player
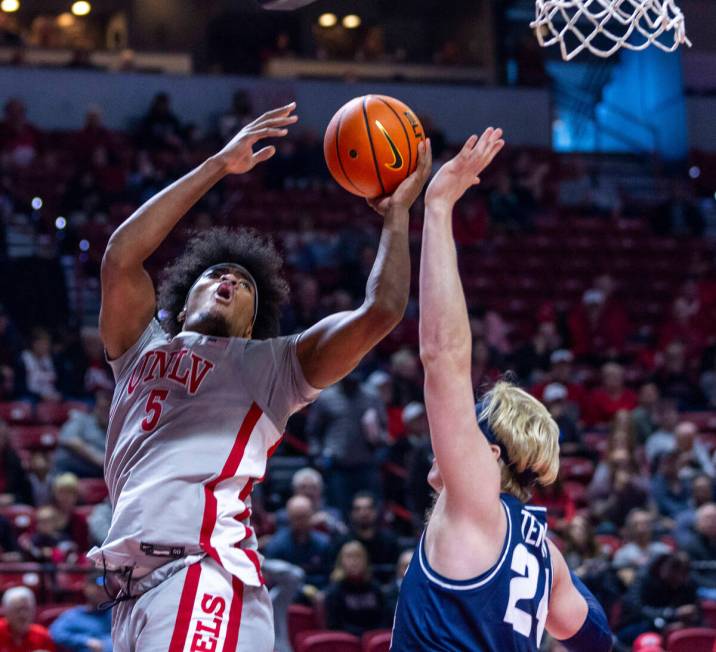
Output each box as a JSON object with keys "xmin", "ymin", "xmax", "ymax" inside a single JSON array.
[
  {"xmin": 91, "ymin": 101, "xmax": 432, "ymax": 651},
  {"xmin": 390, "ymin": 129, "xmax": 613, "ymax": 651}
]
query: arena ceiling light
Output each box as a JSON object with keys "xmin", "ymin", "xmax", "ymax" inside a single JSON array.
[
  {"xmin": 0, "ymin": 0, "xmax": 20, "ymax": 12},
  {"xmin": 318, "ymin": 12, "xmax": 337, "ymax": 27},
  {"xmin": 342, "ymin": 14, "xmax": 361, "ymax": 29},
  {"xmin": 71, "ymin": 0, "xmax": 91, "ymax": 16}
]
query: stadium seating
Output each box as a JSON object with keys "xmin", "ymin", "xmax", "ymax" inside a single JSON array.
[
  {"xmin": 667, "ymin": 628, "xmax": 716, "ymax": 652},
  {"xmin": 362, "ymin": 629, "xmax": 392, "ymax": 652},
  {"xmin": 288, "ymin": 604, "xmax": 320, "ymax": 650},
  {"xmin": 296, "ymin": 631, "xmax": 362, "ymax": 652}
]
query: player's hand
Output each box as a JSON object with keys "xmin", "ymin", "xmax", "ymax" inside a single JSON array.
[
  {"xmin": 86, "ymin": 639, "xmax": 104, "ymax": 652},
  {"xmin": 425, "ymin": 128, "xmax": 504, "ymax": 209},
  {"xmin": 367, "ymin": 139, "xmax": 433, "ymax": 217},
  {"xmin": 215, "ymin": 102, "xmax": 298, "ymax": 175}
]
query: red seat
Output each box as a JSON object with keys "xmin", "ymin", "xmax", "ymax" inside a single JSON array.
[
  {"xmin": 296, "ymin": 631, "xmax": 361, "ymax": 652},
  {"xmin": 362, "ymin": 629, "xmax": 392, "ymax": 652},
  {"xmin": 37, "ymin": 604, "xmax": 74, "ymax": 627},
  {"xmin": 703, "ymin": 602, "xmax": 716, "ymax": 629},
  {"xmin": 78, "ymin": 479, "xmax": 108, "ymax": 505},
  {"xmin": 10, "ymin": 425, "xmax": 59, "ymax": 450},
  {"xmin": 666, "ymin": 628, "xmax": 716, "ymax": 652},
  {"xmin": 288, "ymin": 604, "xmax": 319, "ymax": 651},
  {"xmin": 0, "ymin": 562, "xmax": 44, "ymax": 595},
  {"xmin": 0, "ymin": 401, "xmax": 34, "ymax": 424},
  {"xmin": 36, "ymin": 401, "xmax": 88, "ymax": 425}
]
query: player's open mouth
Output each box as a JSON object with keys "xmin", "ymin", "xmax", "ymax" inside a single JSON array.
[{"xmin": 215, "ymin": 282, "xmax": 233, "ymax": 304}]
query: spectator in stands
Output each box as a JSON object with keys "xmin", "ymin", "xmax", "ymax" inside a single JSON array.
[
  {"xmin": 78, "ymin": 328, "xmax": 114, "ymax": 396},
  {"xmin": 631, "ymin": 382, "xmax": 661, "ymax": 445},
  {"xmin": 569, "ymin": 287, "xmax": 629, "ymax": 362},
  {"xmin": 0, "ymin": 586, "xmax": 55, "ymax": 652},
  {"xmin": 0, "ymin": 98, "xmax": 40, "ymax": 166},
  {"xmin": 27, "ymin": 450, "xmax": 53, "ymax": 507},
  {"xmin": 563, "ymin": 515, "xmax": 623, "ymax": 616},
  {"xmin": 74, "ymin": 106, "xmax": 115, "ymax": 163},
  {"xmin": 50, "ymin": 473, "xmax": 89, "ymax": 551},
  {"xmin": 389, "ymin": 348, "xmax": 422, "ymax": 406},
  {"xmin": 403, "ymin": 404, "xmax": 434, "ymax": 529},
  {"xmin": 0, "ymin": 418, "xmax": 33, "ymax": 506},
  {"xmin": 386, "ymin": 402, "xmax": 427, "ymax": 509},
  {"xmin": 542, "ymin": 383, "xmax": 582, "ymax": 456},
  {"xmin": 383, "ymin": 549, "xmax": 413, "ymax": 617},
  {"xmin": 512, "ymin": 313, "xmax": 562, "ymax": 384},
  {"xmin": 659, "ymin": 294, "xmax": 707, "ymax": 362},
  {"xmin": 138, "ymin": 92, "xmax": 184, "ymax": 150},
  {"xmin": 19, "ymin": 328, "xmax": 60, "ymax": 402},
  {"xmin": 20, "ymin": 504, "xmax": 74, "ymax": 562},
  {"xmin": 589, "ymin": 446, "xmax": 649, "ymax": 530},
  {"xmin": 0, "ymin": 513, "xmax": 18, "ymax": 560},
  {"xmin": 617, "ymin": 552, "xmax": 700, "ymax": 645},
  {"xmin": 324, "ymin": 541, "xmax": 386, "ymax": 636},
  {"xmin": 0, "ymin": 304, "xmax": 21, "ymax": 399},
  {"xmin": 675, "ymin": 503, "xmax": 716, "ymax": 590},
  {"xmin": 307, "ymin": 373, "xmax": 387, "ymax": 515},
  {"xmin": 338, "ymin": 492, "xmax": 400, "ymax": 582},
  {"xmin": 613, "ymin": 509, "xmax": 671, "ymax": 584},
  {"xmin": 532, "ymin": 349, "xmax": 586, "ymax": 419},
  {"xmin": 219, "ymin": 90, "xmax": 253, "ymax": 142},
  {"xmin": 585, "ymin": 362, "xmax": 637, "ymax": 427},
  {"xmin": 263, "ymin": 495, "xmax": 333, "ymax": 590},
  {"xmin": 651, "ymin": 450, "xmax": 691, "ymax": 519},
  {"xmin": 54, "ymin": 390, "xmax": 110, "ymax": 478},
  {"xmin": 88, "ymin": 499, "xmax": 111, "ymax": 547},
  {"xmin": 653, "ymin": 341, "xmax": 705, "ymax": 411},
  {"xmin": 673, "ymin": 420, "xmax": 715, "ymax": 480},
  {"xmin": 701, "ymin": 349, "xmax": 716, "ymax": 409},
  {"xmin": 645, "ymin": 400, "xmax": 680, "ymax": 466},
  {"xmin": 274, "ymin": 468, "xmax": 346, "ymax": 538},
  {"xmin": 470, "ymin": 338, "xmax": 501, "ymax": 391},
  {"xmin": 488, "ymin": 172, "xmax": 527, "ymax": 232},
  {"xmin": 49, "ymin": 571, "xmax": 112, "ymax": 652},
  {"xmin": 674, "ymin": 473, "xmax": 715, "ymax": 536}
]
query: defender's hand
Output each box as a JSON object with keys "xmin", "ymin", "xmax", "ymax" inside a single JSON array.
[
  {"xmin": 368, "ymin": 139, "xmax": 433, "ymax": 217},
  {"xmin": 216, "ymin": 102, "xmax": 298, "ymax": 175},
  {"xmin": 426, "ymin": 128, "xmax": 504, "ymax": 209}
]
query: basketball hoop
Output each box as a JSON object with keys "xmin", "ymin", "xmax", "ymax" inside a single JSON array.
[{"xmin": 531, "ymin": 0, "xmax": 691, "ymax": 61}]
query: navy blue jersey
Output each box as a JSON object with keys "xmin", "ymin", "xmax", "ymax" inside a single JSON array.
[{"xmin": 391, "ymin": 493, "xmax": 552, "ymax": 651}]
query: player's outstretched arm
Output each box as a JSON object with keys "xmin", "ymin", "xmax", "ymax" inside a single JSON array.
[
  {"xmin": 420, "ymin": 129, "xmax": 505, "ymax": 521},
  {"xmin": 296, "ymin": 140, "xmax": 432, "ymax": 389},
  {"xmin": 546, "ymin": 539, "xmax": 614, "ymax": 651},
  {"xmin": 100, "ymin": 103, "xmax": 298, "ymax": 359}
]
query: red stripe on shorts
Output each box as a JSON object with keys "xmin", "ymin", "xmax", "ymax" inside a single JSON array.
[
  {"xmin": 222, "ymin": 575, "xmax": 245, "ymax": 652},
  {"xmin": 200, "ymin": 402, "xmax": 263, "ymax": 564},
  {"xmin": 168, "ymin": 561, "xmax": 202, "ymax": 652}
]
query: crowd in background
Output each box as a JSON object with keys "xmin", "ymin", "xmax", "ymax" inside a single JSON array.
[{"xmin": 0, "ymin": 91, "xmax": 715, "ymax": 651}]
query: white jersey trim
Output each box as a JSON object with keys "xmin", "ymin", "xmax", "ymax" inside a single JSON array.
[{"xmin": 418, "ymin": 499, "xmax": 512, "ymax": 591}]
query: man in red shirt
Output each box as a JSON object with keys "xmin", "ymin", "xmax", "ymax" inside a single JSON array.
[
  {"xmin": 586, "ymin": 362, "xmax": 638, "ymax": 427},
  {"xmin": 0, "ymin": 586, "xmax": 55, "ymax": 652}
]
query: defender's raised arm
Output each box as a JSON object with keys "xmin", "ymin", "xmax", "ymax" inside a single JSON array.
[
  {"xmin": 419, "ymin": 129, "xmax": 504, "ymax": 519},
  {"xmin": 100, "ymin": 103, "xmax": 297, "ymax": 359}
]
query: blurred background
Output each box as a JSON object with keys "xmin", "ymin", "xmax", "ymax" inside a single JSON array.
[{"xmin": 0, "ymin": 1, "xmax": 715, "ymax": 651}]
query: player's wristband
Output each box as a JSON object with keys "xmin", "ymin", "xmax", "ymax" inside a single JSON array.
[{"xmin": 561, "ymin": 572, "xmax": 613, "ymax": 652}]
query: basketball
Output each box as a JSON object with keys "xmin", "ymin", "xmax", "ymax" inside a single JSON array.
[{"xmin": 324, "ymin": 95, "xmax": 426, "ymax": 199}]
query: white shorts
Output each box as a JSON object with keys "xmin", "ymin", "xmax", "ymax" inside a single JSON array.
[{"xmin": 112, "ymin": 556, "xmax": 274, "ymax": 652}]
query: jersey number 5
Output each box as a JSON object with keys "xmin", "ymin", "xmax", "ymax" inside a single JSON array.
[
  {"xmin": 503, "ymin": 543, "xmax": 550, "ymax": 645},
  {"xmin": 141, "ymin": 389, "xmax": 169, "ymax": 432}
]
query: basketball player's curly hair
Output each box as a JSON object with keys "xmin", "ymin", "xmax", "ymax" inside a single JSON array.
[{"xmin": 158, "ymin": 227, "xmax": 289, "ymax": 340}]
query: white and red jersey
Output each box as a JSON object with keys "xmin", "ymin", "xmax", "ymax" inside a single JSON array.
[{"xmin": 88, "ymin": 319, "xmax": 319, "ymax": 587}]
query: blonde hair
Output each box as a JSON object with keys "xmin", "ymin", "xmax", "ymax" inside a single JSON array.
[
  {"xmin": 53, "ymin": 473, "xmax": 79, "ymax": 492},
  {"xmin": 479, "ymin": 381, "xmax": 560, "ymax": 502},
  {"xmin": 330, "ymin": 540, "xmax": 371, "ymax": 583}
]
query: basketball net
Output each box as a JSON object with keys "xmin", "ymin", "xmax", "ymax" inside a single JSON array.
[{"xmin": 531, "ymin": 0, "xmax": 691, "ymax": 61}]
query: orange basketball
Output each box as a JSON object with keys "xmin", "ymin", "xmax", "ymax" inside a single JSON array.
[{"xmin": 324, "ymin": 95, "xmax": 425, "ymax": 199}]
